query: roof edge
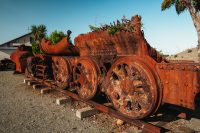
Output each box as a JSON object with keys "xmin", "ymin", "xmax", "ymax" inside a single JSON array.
[{"xmin": 0, "ymin": 32, "xmax": 32, "ymax": 46}]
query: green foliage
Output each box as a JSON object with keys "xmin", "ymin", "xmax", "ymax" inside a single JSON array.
[
  {"xmin": 161, "ymin": 0, "xmax": 175, "ymax": 11},
  {"xmin": 48, "ymin": 30, "xmax": 66, "ymax": 45},
  {"xmin": 175, "ymin": 0, "xmax": 187, "ymax": 14},
  {"xmin": 88, "ymin": 16, "xmax": 137, "ymax": 35},
  {"xmin": 107, "ymin": 26, "xmax": 120, "ymax": 35},
  {"xmin": 161, "ymin": 0, "xmax": 200, "ymax": 14},
  {"xmin": 31, "ymin": 24, "xmax": 47, "ymax": 54},
  {"xmin": 89, "ymin": 25, "xmax": 99, "ymax": 32},
  {"xmin": 187, "ymin": 49, "xmax": 192, "ymax": 53},
  {"xmin": 31, "ymin": 43, "xmax": 43, "ymax": 54},
  {"xmin": 89, "ymin": 24, "xmax": 122, "ymax": 35},
  {"xmin": 31, "ymin": 24, "xmax": 47, "ymax": 43},
  {"xmin": 193, "ymin": 0, "xmax": 200, "ymax": 12}
]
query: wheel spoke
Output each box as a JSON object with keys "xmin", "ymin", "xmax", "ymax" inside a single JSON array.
[
  {"xmin": 106, "ymin": 60, "xmax": 156, "ymax": 119},
  {"xmin": 73, "ymin": 59, "xmax": 98, "ymax": 100},
  {"xmin": 52, "ymin": 57, "xmax": 70, "ymax": 87}
]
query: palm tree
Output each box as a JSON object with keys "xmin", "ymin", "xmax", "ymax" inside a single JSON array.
[
  {"xmin": 38, "ymin": 25, "xmax": 47, "ymax": 42},
  {"xmin": 31, "ymin": 24, "xmax": 47, "ymax": 44},
  {"xmin": 161, "ymin": 0, "xmax": 200, "ymax": 62},
  {"xmin": 31, "ymin": 25, "xmax": 37, "ymax": 43},
  {"xmin": 31, "ymin": 24, "xmax": 47, "ymax": 54}
]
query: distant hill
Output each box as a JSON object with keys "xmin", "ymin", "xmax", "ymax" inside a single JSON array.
[{"xmin": 167, "ymin": 47, "xmax": 199, "ymax": 63}]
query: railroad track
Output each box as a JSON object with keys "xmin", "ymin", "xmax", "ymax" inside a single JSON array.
[{"xmin": 26, "ymin": 75, "xmax": 165, "ymax": 133}]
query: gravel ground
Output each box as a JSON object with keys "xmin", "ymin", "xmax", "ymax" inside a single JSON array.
[
  {"xmin": 0, "ymin": 71, "xmax": 115, "ymax": 133},
  {"xmin": 1, "ymin": 71, "xmax": 200, "ymax": 133}
]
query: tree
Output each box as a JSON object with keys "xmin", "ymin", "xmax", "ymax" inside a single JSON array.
[
  {"xmin": 31, "ymin": 24, "xmax": 47, "ymax": 44},
  {"xmin": 31, "ymin": 24, "xmax": 47, "ymax": 54},
  {"xmin": 161, "ymin": 0, "xmax": 200, "ymax": 62}
]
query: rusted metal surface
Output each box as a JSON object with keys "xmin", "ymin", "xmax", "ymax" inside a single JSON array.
[
  {"xmin": 74, "ymin": 15, "xmax": 165, "ymax": 63},
  {"xmin": 72, "ymin": 15, "xmax": 165, "ymax": 119},
  {"xmin": 73, "ymin": 57, "xmax": 99, "ymax": 100},
  {"xmin": 52, "ymin": 56, "xmax": 72, "ymax": 88},
  {"xmin": 10, "ymin": 45, "xmax": 32, "ymax": 73},
  {"xmin": 20, "ymin": 15, "xmax": 200, "ymax": 121},
  {"xmin": 41, "ymin": 37, "xmax": 79, "ymax": 56},
  {"xmin": 157, "ymin": 62, "xmax": 200, "ymax": 110},
  {"xmin": 26, "ymin": 54, "xmax": 53, "ymax": 79},
  {"xmin": 52, "ymin": 57, "xmax": 70, "ymax": 83},
  {"xmin": 104, "ymin": 56, "xmax": 160, "ymax": 119}
]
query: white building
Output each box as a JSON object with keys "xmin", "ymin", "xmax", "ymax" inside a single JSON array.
[{"xmin": 0, "ymin": 32, "xmax": 32, "ymax": 60}]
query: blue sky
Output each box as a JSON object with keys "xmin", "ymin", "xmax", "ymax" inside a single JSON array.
[{"xmin": 0, "ymin": 0, "xmax": 197, "ymax": 54}]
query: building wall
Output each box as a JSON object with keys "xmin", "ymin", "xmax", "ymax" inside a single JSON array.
[
  {"xmin": 0, "ymin": 33, "xmax": 32, "ymax": 59},
  {"xmin": 0, "ymin": 47, "xmax": 17, "ymax": 55},
  {"xmin": 9, "ymin": 34, "xmax": 32, "ymax": 47}
]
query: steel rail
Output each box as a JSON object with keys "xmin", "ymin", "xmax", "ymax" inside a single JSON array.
[{"xmin": 30, "ymin": 76, "xmax": 162, "ymax": 133}]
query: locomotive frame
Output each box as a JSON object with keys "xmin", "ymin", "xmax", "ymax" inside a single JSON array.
[{"xmin": 11, "ymin": 15, "xmax": 200, "ymax": 121}]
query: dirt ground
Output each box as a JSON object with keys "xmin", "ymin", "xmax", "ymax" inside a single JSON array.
[
  {"xmin": 0, "ymin": 71, "xmax": 117, "ymax": 133},
  {"xmin": 1, "ymin": 71, "xmax": 200, "ymax": 133}
]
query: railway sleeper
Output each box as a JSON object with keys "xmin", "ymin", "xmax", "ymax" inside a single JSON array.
[{"xmin": 27, "ymin": 76, "xmax": 163, "ymax": 133}]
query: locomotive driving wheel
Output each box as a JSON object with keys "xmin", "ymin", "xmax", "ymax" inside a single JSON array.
[
  {"xmin": 25, "ymin": 56, "xmax": 41, "ymax": 77},
  {"xmin": 52, "ymin": 57, "xmax": 71, "ymax": 87},
  {"xmin": 105, "ymin": 57, "xmax": 159, "ymax": 119},
  {"xmin": 73, "ymin": 58, "xmax": 99, "ymax": 100},
  {"xmin": 25, "ymin": 56, "xmax": 35, "ymax": 77}
]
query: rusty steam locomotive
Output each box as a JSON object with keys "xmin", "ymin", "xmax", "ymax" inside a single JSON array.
[{"xmin": 11, "ymin": 15, "xmax": 200, "ymax": 120}]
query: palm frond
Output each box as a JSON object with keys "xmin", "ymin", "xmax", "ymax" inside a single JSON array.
[
  {"xmin": 161, "ymin": 0, "xmax": 175, "ymax": 11},
  {"xmin": 175, "ymin": 0, "xmax": 187, "ymax": 14},
  {"xmin": 30, "ymin": 24, "xmax": 47, "ymax": 43},
  {"xmin": 192, "ymin": 0, "xmax": 200, "ymax": 12}
]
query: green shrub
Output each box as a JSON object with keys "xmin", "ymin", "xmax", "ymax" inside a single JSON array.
[
  {"xmin": 88, "ymin": 16, "xmax": 133, "ymax": 35},
  {"xmin": 174, "ymin": 55, "xmax": 178, "ymax": 58},
  {"xmin": 187, "ymin": 49, "xmax": 192, "ymax": 53},
  {"xmin": 164, "ymin": 54, "xmax": 169, "ymax": 57},
  {"xmin": 49, "ymin": 31, "xmax": 66, "ymax": 45},
  {"xmin": 30, "ymin": 24, "xmax": 47, "ymax": 54},
  {"xmin": 32, "ymin": 43, "xmax": 43, "ymax": 54},
  {"xmin": 89, "ymin": 25, "xmax": 99, "ymax": 32},
  {"xmin": 107, "ymin": 26, "xmax": 120, "ymax": 35}
]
